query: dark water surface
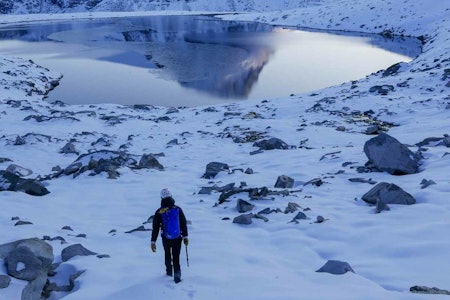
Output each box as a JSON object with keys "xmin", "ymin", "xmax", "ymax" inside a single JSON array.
[{"xmin": 0, "ymin": 15, "xmax": 421, "ymax": 106}]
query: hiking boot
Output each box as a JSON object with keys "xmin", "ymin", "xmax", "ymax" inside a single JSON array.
[
  {"xmin": 174, "ymin": 272, "xmax": 181, "ymax": 283},
  {"xmin": 166, "ymin": 268, "xmax": 173, "ymax": 277}
]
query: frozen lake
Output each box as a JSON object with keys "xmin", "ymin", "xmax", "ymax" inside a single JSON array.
[{"xmin": 0, "ymin": 15, "xmax": 421, "ymax": 106}]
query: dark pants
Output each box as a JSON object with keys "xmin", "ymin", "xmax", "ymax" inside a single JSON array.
[{"xmin": 162, "ymin": 236, "xmax": 182, "ymax": 276}]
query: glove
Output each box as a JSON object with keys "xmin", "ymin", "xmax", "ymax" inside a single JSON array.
[
  {"xmin": 151, "ymin": 242, "xmax": 156, "ymax": 253},
  {"xmin": 183, "ymin": 237, "xmax": 189, "ymax": 246}
]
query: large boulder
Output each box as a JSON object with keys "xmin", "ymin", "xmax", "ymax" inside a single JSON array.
[
  {"xmin": 1, "ymin": 238, "xmax": 54, "ymax": 281},
  {"xmin": 361, "ymin": 182, "xmax": 416, "ymax": 205},
  {"xmin": 0, "ymin": 171, "xmax": 50, "ymax": 196},
  {"xmin": 364, "ymin": 133, "xmax": 420, "ymax": 175}
]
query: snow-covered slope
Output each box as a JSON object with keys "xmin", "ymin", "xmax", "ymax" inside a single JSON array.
[
  {"xmin": 0, "ymin": 0, "xmax": 450, "ymax": 299},
  {"xmin": 0, "ymin": 0, "xmax": 314, "ymax": 14}
]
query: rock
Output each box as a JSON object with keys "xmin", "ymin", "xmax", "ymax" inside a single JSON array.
[
  {"xmin": 60, "ymin": 142, "xmax": 78, "ymax": 155},
  {"xmin": 253, "ymin": 137, "xmax": 289, "ymax": 150},
  {"xmin": 274, "ymin": 175, "xmax": 294, "ymax": 188},
  {"xmin": 244, "ymin": 168, "xmax": 254, "ymax": 174},
  {"xmin": 348, "ymin": 178, "xmax": 377, "ymax": 185},
  {"xmin": 62, "ymin": 150, "xmax": 138, "ymax": 178},
  {"xmin": 315, "ymin": 216, "xmax": 325, "ymax": 223},
  {"xmin": 236, "ymin": 199, "xmax": 255, "ymax": 213},
  {"xmin": 125, "ymin": 225, "xmax": 150, "ymax": 233},
  {"xmin": 6, "ymin": 164, "xmax": 33, "ymax": 177},
  {"xmin": 15, "ymin": 220, "xmax": 33, "ymax": 226},
  {"xmin": 284, "ymin": 202, "xmax": 301, "ymax": 214},
  {"xmin": 253, "ymin": 214, "xmax": 269, "ymax": 222},
  {"xmin": 362, "ymin": 182, "xmax": 416, "ymax": 205},
  {"xmin": 0, "ymin": 275, "xmax": 11, "ymax": 289},
  {"xmin": 375, "ymin": 199, "xmax": 390, "ymax": 213},
  {"xmin": 410, "ymin": 285, "xmax": 450, "ymax": 295},
  {"xmin": 444, "ymin": 134, "xmax": 450, "ymax": 147},
  {"xmin": 202, "ymin": 162, "xmax": 230, "ymax": 179},
  {"xmin": 61, "ymin": 244, "xmax": 97, "ymax": 262},
  {"xmin": 14, "ymin": 135, "xmax": 26, "ymax": 145},
  {"xmin": 420, "ymin": 179, "xmax": 436, "ymax": 189},
  {"xmin": 316, "ymin": 260, "xmax": 355, "ymax": 275},
  {"xmin": 0, "ymin": 171, "xmax": 50, "ymax": 196},
  {"xmin": 42, "ymin": 268, "xmax": 85, "ymax": 297},
  {"xmin": 364, "ymin": 133, "xmax": 420, "ymax": 175},
  {"xmin": 288, "ymin": 212, "xmax": 307, "ymax": 223},
  {"xmin": 62, "ymin": 226, "xmax": 73, "ymax": 231},
  {"xmin": 22, "ymin": 273, "xmax": 48, "ymax": 300},
  {"xmin": 232, "ymin": 213, "xmax": 253, "ymax": 225},
  {"xmin": 366, "ymin": 124, "xmax": 382, "ymax": 135},
  {"xmin": 382, "ymin": 62, "xmax": 402, "ymax": 77},
  {"xmin": 1, "ymin": 238, "xmax": 54, "ymax": 281},
  {"xmin": 138, "ymin": 154, "xmax": 164, "ymax": 170},
  {"xmin": 369, "ymin": 85, "xmax": 394, "ymax": 95}
]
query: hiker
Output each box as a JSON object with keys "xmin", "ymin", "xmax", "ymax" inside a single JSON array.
[{"xmin": 151, "ymin": 188, "xmax": 189, "ymax": 283}]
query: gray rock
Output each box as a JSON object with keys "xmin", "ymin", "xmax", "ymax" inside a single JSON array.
[
  {"xmin": 62, "ymin": 150, "xmax": 138, "ymax": 178},
  {"xmin": 6, "ymin": 164, "xmax": 33, "ymax": 177},
  {"xmin": 364, "ymin": 133, "xmax": 420, "ymax": 175},
  {"xmin": 288, "ymin": 211, "xmax": 307, "ymax": 223},
  {"xmin": 138, "ymin": 154, "xmax": 164, "ymax": 170},
  {"xmin": 253, "ymin": 137, "xmax": 289, "ymax": 150},
  {"xmin": 375, "ymin": 199, "xmax": 390, "ymax": 213},
  {"xmin": 0, "ymin": 171, "xmax": 50, "ymax": 196},
  {"xmin": 0, "ymin": 275, "xmax": 10, "ymax": 289},
  {"xmin": 43, "ymin": 269, "xmax": 85, "ymax": 296},
  {"xmin": 232, "ymin": 213, "xmax": 253, "ymax": 225},
  {"xmin": 244, "ymin": 168, "xmax": 254, "ymax": 174},
  {"xmin": 348, "ymin": 178, "xmax": 377, "ymax": 185},
  {"xmin": 61, "ymin": 244, "xmax": 97, "ymax": 262},
  {"xmin": 274, "ymin": 175, "xmax": 294, "ymax": 189},
  {"xmin": 60, "ymin": 142, "xmax": 78, "ymax": 155},
  {"xmin": 369, "ymin": 85, "xmax": 394, "ymax": 95},
  {"xmin": 22, "ymin": 273, "xmax": 48, "ymax": 300},
  {"xmin": 15, "ymin": 220, "xmax": 33, "ymax": 226},
  {"xmin": 236, "ymin": 199, "xmax": 255, "ymax": 213},
  {"xmin": 1, "ymin": 238, "xmax": 54, "ymax": 281},
  {"xmin": 316, "ymin": 260, "xmax": 355, "ymax": 275},
  {"xmin": 366, "ymin": 125, "xmax": 382, "ymax": 135},
  {"xmin": 253, "ymin": 214, "xmax": 269, "ymax": 222},
  {"xmin": 382, "ymin": 63, "xmax": 402, "ymax": 77},
  {"xmin": 420, "ymin": 179, "xmax": 436, "ymax": 189},
  {"xmin": 410, "ymin": 285, "xmax": 450, "ymax": 295},
  {"xmin": 362, "ymin": 182, "xmax": 416, "ymax": 205},
  {"xmin": 284, "ymin": 202, "xmax": 301, "ymax": 214},
  {"xmin": 202, "ymin": 162, "xmax": 229, "ymax": 179},
  {"xmin": 14, "ymin": 135, "xmax": 26, "ymax": 145},
  {"xmin": 444, "ymin": 134, "xmax": 450, "ymax": 147}
]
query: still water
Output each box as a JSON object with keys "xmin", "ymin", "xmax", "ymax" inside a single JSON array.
[{"xmin": 0, "ymin": 15, "xmax": 421, "ymax": 106}]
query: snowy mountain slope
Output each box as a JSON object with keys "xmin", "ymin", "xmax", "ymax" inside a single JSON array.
[
  {"xmin": 1, "ymin": 0, "xmax": 450, "ymax": 299},
  {"xmin": 0, "ymin": 0, "xmax": 314, "ymax": 14}
]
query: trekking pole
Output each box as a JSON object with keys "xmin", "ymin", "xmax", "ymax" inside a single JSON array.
[{"xmin": 185, "ymin": 244, "xmax": 189, "ymax": 267}]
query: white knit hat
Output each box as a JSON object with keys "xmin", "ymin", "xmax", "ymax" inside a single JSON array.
[{"xmin": 160, "ymin": 188, "xmax": 172, "ymax": 199}]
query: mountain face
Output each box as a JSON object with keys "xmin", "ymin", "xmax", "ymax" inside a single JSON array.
[{"xmin": 0, "ymin": 0, "xmax": 312, "ymax": 14}]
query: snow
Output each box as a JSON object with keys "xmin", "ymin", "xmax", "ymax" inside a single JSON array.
[{"xmin": 1, "ymin": 0, "xmax": 450, "ymax": 299}]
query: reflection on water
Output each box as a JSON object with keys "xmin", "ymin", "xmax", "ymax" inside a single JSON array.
[{"xmin": 0, "ymin": 16, "xmax": 422, "ymax": 106}]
